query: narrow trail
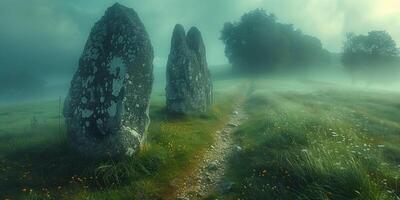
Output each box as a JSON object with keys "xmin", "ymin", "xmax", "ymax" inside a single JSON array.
[{"xmin": 175, "ymin": 103, "xmax": 248, "ymax": 200}]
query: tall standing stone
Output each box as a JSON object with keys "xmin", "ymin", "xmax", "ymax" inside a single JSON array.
[
  {"xmin": 166, "ymin": 24, "xmax": 213, "ymax": 114},
  {"xmin": 64, "ymin": 3, "xmax": 154, "ymax": 157}
]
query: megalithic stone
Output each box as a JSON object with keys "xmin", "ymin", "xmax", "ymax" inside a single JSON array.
[
  {"xmin": 166, "ymin": 24, "xmax": 213, "ymax": 114},
  {"xmin": 64, "ymin": 3, "xmax": 154, "ymax": 157}
]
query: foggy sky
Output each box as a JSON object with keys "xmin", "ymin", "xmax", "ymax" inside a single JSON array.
[{"xmin": 0, "ymin": 0, "xmax": 399, "ymax": 77}]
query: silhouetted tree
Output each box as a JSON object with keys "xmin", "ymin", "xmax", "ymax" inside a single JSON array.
[
  {"xmin": 342, "ymin": 31, "xmax": 399, "ymax": 83},
  {"xmin": 221, "ymin": 9, "xmax": 330, "ymax": 73}
]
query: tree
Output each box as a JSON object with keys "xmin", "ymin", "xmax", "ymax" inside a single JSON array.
[
  {"xmin": 342, "ymin": 31, "xmax": 399, "ymax": 83},
  {"xmin": 221, "ymin": 9, "xmax": 330, "ymax": 73}
]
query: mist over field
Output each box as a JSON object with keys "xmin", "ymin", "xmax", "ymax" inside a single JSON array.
[
  {"xmin": 0, "ymin": 1, "xmax": 399, "ymax": 200},
  {"xmin": 0, "ymin": 0, "xmax": 400, "ymax": 103}
]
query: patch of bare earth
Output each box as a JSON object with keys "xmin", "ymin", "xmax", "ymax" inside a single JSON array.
[{"xmin": 175, "ymin": 104, "xmax": 247, "ymax": 200}]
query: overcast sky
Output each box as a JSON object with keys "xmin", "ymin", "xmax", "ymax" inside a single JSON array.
[{"xmin": 0, "ymin": 0, "xmax": 399, "ymax": 77}]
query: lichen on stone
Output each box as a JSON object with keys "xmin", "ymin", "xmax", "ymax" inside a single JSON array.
[
  {"xmin": 166, "ymin": 24, "xmax": 213, "ymax": 114},
  {"xmin": 64, "ymin": 3, "xmax": 154, "ymax": 157}
]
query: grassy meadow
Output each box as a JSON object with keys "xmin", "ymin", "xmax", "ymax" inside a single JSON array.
[
  {"xmin": 213, "ymin": 78, "xmax": 400, "ymax": 200},
  {"xmin": 0, "ymin": 72, "xmax": 399, "ymax": 200},
  {"xmin": 0, "ymin": 73, "xmax": 246, "ymax": 199}
]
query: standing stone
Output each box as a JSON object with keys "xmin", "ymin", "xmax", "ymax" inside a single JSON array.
[
  {"xmin": 63, "ymin": 3, "xmax": 154, "ymax": 157},
  {"xmin": 166, "ymin": 24, "xmax": 213, "ymax": 114}
]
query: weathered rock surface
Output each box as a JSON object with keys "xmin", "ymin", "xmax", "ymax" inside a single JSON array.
[
  {"xmin": 64, "ymin": 3, "xmax": 154, "ymax": 157},
  {"xmin": 166, "ymin": 24, "xmax": 213, "ymax": 114}
]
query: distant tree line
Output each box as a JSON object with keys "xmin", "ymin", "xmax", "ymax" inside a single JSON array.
[
  {"xmin": 342, "ymin": 31, "xmax": 400, "ymax": 83},
  {"xmin": 220, "ymin": 9, "xmax": 331, "ymax": 73}
]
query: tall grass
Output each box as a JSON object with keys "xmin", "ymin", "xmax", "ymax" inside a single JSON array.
[
  {"xmin": 217, "ymin": 79, "xmax": 400, "ymax": 200},
  {"xmin": 0, "ymin": 78, "xmax": 247, "ymax": 200}
]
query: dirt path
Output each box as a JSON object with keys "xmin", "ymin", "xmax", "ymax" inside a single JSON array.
[{"xmin": 175, "ymin": 104, "xmax": 248, "ymax": 200}]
